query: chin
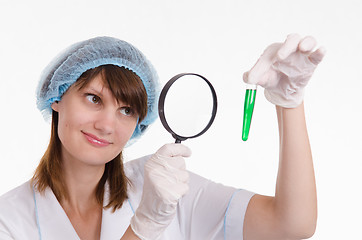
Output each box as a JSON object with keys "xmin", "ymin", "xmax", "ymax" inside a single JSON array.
[{"xmin": 78, "ymin": 152, "xmax": 119, "ymax": 166}]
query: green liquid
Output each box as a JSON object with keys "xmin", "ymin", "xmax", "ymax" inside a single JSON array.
[{"xmin": 242, "ymin": 89, "xmax": 256, "ymax": 141}]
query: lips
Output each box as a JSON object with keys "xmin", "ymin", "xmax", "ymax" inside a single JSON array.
[{"xmin": 82, "ymin": 131, "xmax": 111, "ymax": 147}]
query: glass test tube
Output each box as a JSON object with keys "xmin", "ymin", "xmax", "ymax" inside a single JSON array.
[{"xmin": 242, "ymin": 84, "xmax": 257, "ymax": 141}]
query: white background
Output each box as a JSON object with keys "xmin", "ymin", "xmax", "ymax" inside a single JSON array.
[{"xmin": 0, "ymin": 0, "xmax": 361, "ymax": 239}]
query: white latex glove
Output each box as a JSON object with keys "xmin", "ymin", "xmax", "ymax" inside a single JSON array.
[
  {"xmin": 243, "ymin": 33, "xmax": 326, "ymax": 108},
  {"xmin": 130, "ymin": 143, "xmax": 192, "ymax": 240}
]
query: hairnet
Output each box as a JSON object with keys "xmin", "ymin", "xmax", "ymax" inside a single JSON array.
[{"xmin": 36, "ymin": 36, "xmax": 160, "ymax": 144}]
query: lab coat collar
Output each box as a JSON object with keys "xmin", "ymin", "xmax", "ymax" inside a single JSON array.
[
  {"xmin": 33, "ymin": 183, "xmax": 134, "ymax": 240},
  {"xmin": 34, "ymin": 185, "xmax": 79, "ymax": 239},
  {"xmin": 100, "ymin": 183, "xmax": 134, "ymax": 239}
]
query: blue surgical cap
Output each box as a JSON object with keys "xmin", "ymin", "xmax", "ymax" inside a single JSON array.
[{"xmin": 36, "ymin": 36, "xmax": 160, "ymax": 145}]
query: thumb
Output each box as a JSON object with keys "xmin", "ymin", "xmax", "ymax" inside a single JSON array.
[
  {"xmin": 245, "ymin": 43, "xmax": 281, "ymax": 85},
  {"xmin": 308, "ymin": 47, "xmax": 326, "ymax": 65}
]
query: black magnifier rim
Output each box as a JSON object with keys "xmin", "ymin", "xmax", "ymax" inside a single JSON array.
[{"xmin": 158, "ymin": 73, "xmax": 218, "ymax": 143}]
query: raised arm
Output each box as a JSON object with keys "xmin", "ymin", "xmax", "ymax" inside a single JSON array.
[
  {"xmin": 242, "ymin": 34, "xmax": 326, "ymax": 239},
  {"xmin": 244, "ymin": 103, "xmax": 317, "ymax": 239}
]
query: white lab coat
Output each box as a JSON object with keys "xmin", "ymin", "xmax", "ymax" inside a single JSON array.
[{"xmin": 0, "ymin": 155, "xmax": 254, "ymax": 240}]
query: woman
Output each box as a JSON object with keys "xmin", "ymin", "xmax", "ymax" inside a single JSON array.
[{"xmin": 0, "ymin": 35, "xmax": 325, "ymax": 240}]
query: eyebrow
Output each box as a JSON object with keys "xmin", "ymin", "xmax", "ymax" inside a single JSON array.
[
  {"xmin": 82, "ymin": 85, "xmax": 105, "ymax": 97},
  {"xmin": 82, "ymin": 84, "xmax": 130, "ymax": 107}
]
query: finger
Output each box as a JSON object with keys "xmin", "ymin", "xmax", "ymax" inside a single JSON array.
[
  {"xmin": 158, "ymin": 143, "xmax": 192, "ymax": 158},
  {"xmin": 174, "ymin": 170, "xmax": 189, "ymax": 183},
  {"xmin": 178, "ymin": 182, "xmax": 189, "ymax": 196},
  {"xmin": 166, "ymin": 156, "xmax": 187, "ymax": 170},
  {"xmin": 277, "ymin": 33, "xmax": 302, "ymax": 60},
  {"xmin": 299, "ymin": 36, "xmax": 317, "ymax": 53},
  {"xmin": 245, "ymin": 43, "xmax": 281, "ymax": 84},
  {"xmin": 308, "ymin": 47, "xmax": 326, "ymax": 65},
  {"xmin": 171, "ymin": 182, "xmax": 189, "ymax": 199},
  {"xmin": 242, "ymin": 71, "xmax": 250, "ymax": 83}
]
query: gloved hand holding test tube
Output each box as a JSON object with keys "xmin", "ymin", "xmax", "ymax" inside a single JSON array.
[{"xmin": 242, "ymin": 34, "xmax": 326, "ymax": 141}]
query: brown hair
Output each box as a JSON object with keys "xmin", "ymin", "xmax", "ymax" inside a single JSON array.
[{"xmin": 32, "ymin": 65, "xmax": 148, "ymax": 211}]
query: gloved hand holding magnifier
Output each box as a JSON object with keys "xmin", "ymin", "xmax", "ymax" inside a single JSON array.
[{"xmin": 158, "ymin": 73, "xmax": 218, "ymax": 143}]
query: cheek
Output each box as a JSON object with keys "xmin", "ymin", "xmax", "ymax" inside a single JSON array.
[
  {"xmin": 57, "ymin": 113, "xmax": 72, "ymax": 144},
  {"xmin": 115, "ymin": 121, "xmax": 138, "ymax": 144},
  {"xmin": 57, "ymin": 108, "xmax": 88, "ymax": 139}
]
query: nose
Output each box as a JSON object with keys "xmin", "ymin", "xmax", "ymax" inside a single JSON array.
[{"xmin": 94, "ymin": 109, "xmax": 116, "ymax": 135}]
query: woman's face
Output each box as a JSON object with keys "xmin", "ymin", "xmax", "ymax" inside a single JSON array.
[{"xmin": 51, "ymin": 74, "xmax": 138, "ymax": 166}]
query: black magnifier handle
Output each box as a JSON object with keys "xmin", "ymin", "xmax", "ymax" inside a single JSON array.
[{"xmin": 173, "ymin": 134, "xmax": 187, "ymax": 144}]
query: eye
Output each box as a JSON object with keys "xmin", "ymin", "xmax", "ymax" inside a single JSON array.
[
  {"xmin": 120, "ymin": 106, "xmax": 135, "ymax": 116},
  {"xmin": 86, "ymin": 94, "xmax": 101, "ymax": 104}
]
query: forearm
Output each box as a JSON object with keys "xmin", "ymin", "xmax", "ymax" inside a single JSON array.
[{"xmin": 274, "ymin": 102, "xmax": 317, "ymax": 237}]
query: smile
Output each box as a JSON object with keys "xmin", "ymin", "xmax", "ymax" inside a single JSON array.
[{"xmin": 82, "ymin": 131, "xmax": 111, "ymax": 147}]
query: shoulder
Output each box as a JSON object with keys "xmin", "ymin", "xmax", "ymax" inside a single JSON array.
[
  {"xmin": 178, "ymin": 171, "xmax": 255, "ymax": 239},
  {"xmin": 0, "ymin": 181, "xmax": 37, "ymax": 235},
  {"xmin": 124, "ymin": 155, "xmax": 149, "ymax": 175},
  {"xmin": 124, "ymin": 154, "xmax": 150, "ymax": 181},
  {"xmin": 183, "ymin": 172, "xmax": 254, "ymax": 205},
  {"xmin": 0, "ymin": 181, "xmax": 34, "ymax": 211},
  {"xmin": 124, "ymin": 155, "xmax": 150, "ymax": 200}
]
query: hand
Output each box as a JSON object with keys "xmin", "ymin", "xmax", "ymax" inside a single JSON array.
[
  {"xmin": 130, "ymin": 143, "xmax": 192, "ymax": 240},
  {"xmin": 243, "ymin": 33, "xmax": 326, "ymax": 108}
]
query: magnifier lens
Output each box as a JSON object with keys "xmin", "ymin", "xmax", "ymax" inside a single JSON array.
[
  {"xmin": 159, "ymin": 73, "xmax": 217, "ymax": 143},
  {"xmin": 163, "ymin": 75, "xmax": 214, "ymax": 137}
]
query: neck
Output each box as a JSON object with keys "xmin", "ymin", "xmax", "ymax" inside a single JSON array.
[{"xmin": 60, "ymin": 152, "xmax": 105, "ymax": 214}]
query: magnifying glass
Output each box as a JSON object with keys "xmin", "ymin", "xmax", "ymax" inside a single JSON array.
[{"xmin": 158, "ymin": 73, "xmax": 218, "ymax": 143}]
